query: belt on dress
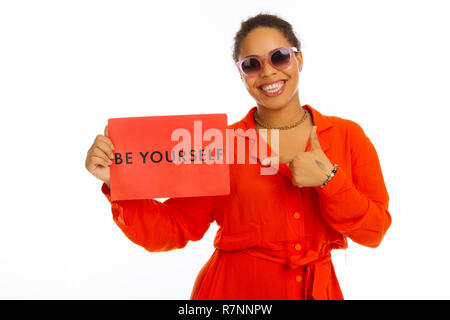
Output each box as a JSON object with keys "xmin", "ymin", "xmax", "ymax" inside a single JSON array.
[{"xmin": 240, "ymin": 247, "xmax": 332, "ymax": 300}]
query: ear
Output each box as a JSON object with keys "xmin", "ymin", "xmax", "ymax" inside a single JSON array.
[{"xmin": 296, "ymin": 51, "xmax": 303, "ymax": 72}]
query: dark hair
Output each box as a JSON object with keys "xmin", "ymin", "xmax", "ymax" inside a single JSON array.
[{"xmin": 232, "ymin": 13, "xmax": 301, "ymax": 63}]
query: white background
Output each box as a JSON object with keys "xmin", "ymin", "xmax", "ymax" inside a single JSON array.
[{"xmin": 1, "ymin": 0, "xmax": 449, "ymax": 299}]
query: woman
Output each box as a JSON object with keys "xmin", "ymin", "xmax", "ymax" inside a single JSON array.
[{"xmin": 85, "ymin": 13, "xmax": 392, "ymax": 300}]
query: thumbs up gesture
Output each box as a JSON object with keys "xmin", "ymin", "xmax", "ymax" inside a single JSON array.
[{"xmin": 261, "ymin": 126, "xmax": 334, "ymax": 188}]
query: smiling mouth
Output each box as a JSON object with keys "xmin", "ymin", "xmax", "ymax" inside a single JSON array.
[{"xmin": 258, "ymin": 80, "xmax": 287, "ymax": 93}]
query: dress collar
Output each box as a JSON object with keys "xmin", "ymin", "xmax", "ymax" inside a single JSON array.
[{"xmin": 229, "ymin": 104, "xmax": 333, "ymax": 180}]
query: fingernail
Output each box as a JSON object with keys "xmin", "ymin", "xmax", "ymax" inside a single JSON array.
[
  {"xmin": 110, "ymin": 153, "xmax": 114, "ymax": 159},
  {"xmin": 111, "ymin": 145, "xmax": 115, "ymax": 150},
  {"xmin": 261, "ymin": 158, "xmax": 270, "ymax": 166},
  {"xmin": 108, "ymin": 159, "xmax": 113, "ymax": 164}
]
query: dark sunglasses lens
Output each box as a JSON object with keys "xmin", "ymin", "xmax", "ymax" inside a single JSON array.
[
  {"xmin": 271, "ymin": 48, "xmax": 291, "ymax": 68},
  {"xmin": 241, "ymin": 58, "xmax": 260, "ymax": 76}
]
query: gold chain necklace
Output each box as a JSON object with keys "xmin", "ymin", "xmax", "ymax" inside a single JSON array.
[{"xmin": 254, "ymin": 108, "xmax": 309, "ymax": 130}]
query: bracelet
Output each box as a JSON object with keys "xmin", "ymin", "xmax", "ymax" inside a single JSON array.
[{"xmin": 319, "ymin": 164, "xmax": 338, "ymax": 188}]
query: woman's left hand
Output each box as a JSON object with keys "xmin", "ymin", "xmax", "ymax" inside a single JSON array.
[{"xmin": 261, "ymin": 126, "xmax": 334, "ymax": 188}]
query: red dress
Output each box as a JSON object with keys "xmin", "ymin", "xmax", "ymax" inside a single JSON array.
[{"xmin": 101, "ymin": 104, "xmax": 392, "ymax": 300}]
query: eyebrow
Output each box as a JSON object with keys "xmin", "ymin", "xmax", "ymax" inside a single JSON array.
[{"xmin": 243, "ymin": 53, "xmax": 258, "ymax": 59}]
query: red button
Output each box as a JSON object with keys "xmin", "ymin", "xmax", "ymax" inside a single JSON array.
[
  {"xmin": 293, "ymin": 212, "xmax": 300, "ymax": 219},
  {"xmin": 295, "ymin": 243, "xmax": 302, "ymax": 251},
  {"xmin": 296, "ymin": 275, "xmax": 302, "ymax": 282}
]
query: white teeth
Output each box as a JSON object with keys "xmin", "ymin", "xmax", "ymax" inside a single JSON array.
[{"xmin": 261, "ymin": 81, "xmax": 285, "ymax": 92}]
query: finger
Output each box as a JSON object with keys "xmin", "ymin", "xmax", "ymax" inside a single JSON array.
[
  {"xmin": 290, "ymin": 178, "xmax": 303, "ymax": 188},
  {"xmin": 309, "ymin": 126, "xmax": 322, "ymax": 152},
  {"xmin": 96, "ymin": 134, "xmax": 115, "ymax": 151},
  {"xmin": 95, "ymin": 140, "xmax": 114, "ymax": 159},
  {"xmin": 91, "ymin": 155, "xmax": 112, "ymax": 168},
  {"xmin": 261, "ymin": 153, "xmax": 297, "ymax": 166},
  {"xmin": 87, "ymin": 156, "xmax": 110, "ymax": 172},
  {"xmin": 93, "ymin": 146, "xmax": 113, "ymax": 162}
]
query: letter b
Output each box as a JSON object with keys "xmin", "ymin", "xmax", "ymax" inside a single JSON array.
[{"xmin": 114, "ymin": 153, "xmax": 123, "ymax": 164}]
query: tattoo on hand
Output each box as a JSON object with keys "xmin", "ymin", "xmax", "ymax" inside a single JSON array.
[{"xmin": 315, "ymin": 160, "xmax": 327, "ymax": 172}]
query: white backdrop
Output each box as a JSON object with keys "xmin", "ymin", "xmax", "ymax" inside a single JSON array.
[{"xmin": 1, "ymin": 0, "xmax": 449, "ymax": 299}]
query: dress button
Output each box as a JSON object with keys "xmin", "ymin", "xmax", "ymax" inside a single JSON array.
[
  {"xmin": 295, "ymin": 243, "xmax": 302, "ymax": 251},
  {"xmin": 296, "ymin": 275, "xmax": 302, "ymax": 282},
  {"xmin": 293, "ymin": 212, "xmax": 300, "ymax": 219}
]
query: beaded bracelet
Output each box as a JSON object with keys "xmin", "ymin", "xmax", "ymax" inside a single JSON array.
[{"xmin": 319, "ymin": 164, "xmax": 339, "ymax": 188}]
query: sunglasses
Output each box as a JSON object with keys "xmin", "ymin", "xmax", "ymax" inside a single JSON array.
[{"xmin": 236, "ymin": 47, "xmax": 298, "ymax": 78}]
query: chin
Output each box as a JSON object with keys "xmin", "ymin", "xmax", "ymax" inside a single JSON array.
[
  {"xmin": 260, "ymin": 94, "xmax": 291, "ymax": 106},
  {"xmin": 257, "ymin": 102, "xmax": 287, "ymax": 110}
]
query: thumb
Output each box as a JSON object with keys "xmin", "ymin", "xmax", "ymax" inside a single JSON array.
[
  {"xmin": 104, "ymin": 124, "xmax": 109, "ymax": 137},
  {"xmin": 309, "ymin": 125, "xmax": 322, "ymax": 152}
]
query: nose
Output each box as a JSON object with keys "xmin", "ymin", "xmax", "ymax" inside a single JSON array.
[{"xmin": 260, "ymin": 57, "xmax": 278, "ymax": 77}]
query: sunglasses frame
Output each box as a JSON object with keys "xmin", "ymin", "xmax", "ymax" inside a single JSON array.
[{"xmin": 236, "ymin": 46, "xmax": 299, "ymax": 78}]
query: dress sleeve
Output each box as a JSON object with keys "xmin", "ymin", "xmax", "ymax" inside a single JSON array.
[
  {"xmin": 314, "ymin": 121, "xmax": 392, "ymax": 248},
  {"xmin": 101, "ymin": 182, "xmax": 217, "ymax": 252}
]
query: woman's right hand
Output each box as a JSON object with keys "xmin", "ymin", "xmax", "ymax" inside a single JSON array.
[{"xmin": 85, "ymin": 124, "xmax": 115, "ymax": 188}]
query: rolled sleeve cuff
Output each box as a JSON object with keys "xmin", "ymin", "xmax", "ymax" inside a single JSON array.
[
  {"xmin": 314, "ymin": 164, "xmax": 348, "ymax": 198},
  {"xmin": 101, "ymin": 182, "xmax": 113, "ymax": 203}
]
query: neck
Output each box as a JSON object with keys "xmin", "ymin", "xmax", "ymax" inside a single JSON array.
[{"xmin": 255, "ymin": 97, "xmax": 305, "ymax": 127}]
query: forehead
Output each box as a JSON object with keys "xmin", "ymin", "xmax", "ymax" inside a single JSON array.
[{"xmin": 239, "ymin": 27, "xmax": 291, "ymax": 58}]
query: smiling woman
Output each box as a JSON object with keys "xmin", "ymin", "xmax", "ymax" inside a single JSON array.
[{"xmin": 88, "ymin": 12, "xmax": 392, "ymax": 300}]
